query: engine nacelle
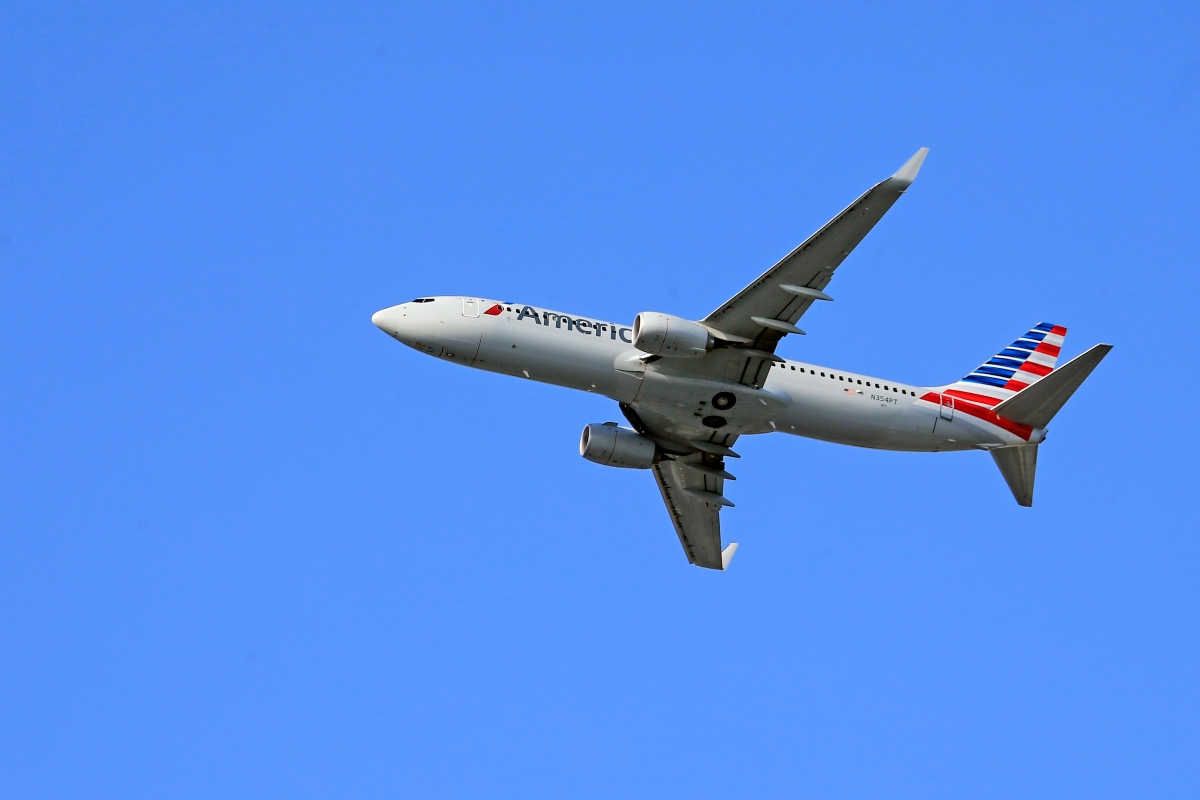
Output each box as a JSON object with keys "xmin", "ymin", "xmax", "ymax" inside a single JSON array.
[
  {"xmin": 632, "ymin": 312, "xmax": 713, "ymax": 357},
  {"xmin": 579, "ymin": 423, "xmax": 657, "ymax": 469}
]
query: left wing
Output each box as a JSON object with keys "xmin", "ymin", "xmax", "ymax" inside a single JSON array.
[
  {"xmin": 703, "ymin": 148, "xmax": 928, "ymax": 350},
  {"xmin": 652, "ymin": 453, "xmax": 738, "ymax": 570}
]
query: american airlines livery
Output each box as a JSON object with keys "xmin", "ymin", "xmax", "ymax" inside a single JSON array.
[{"xmin": 371, "ymin": 149, "xmax": 1112, "ymax": 570}]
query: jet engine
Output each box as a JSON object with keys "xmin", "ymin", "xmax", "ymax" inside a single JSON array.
[
  {"xmin": 579, "ymin": 423, "xmax": 657, "ymax": 469},
  {"xmin": 632, "ymin": 312, "xmax": 713, "ymax": 357}
]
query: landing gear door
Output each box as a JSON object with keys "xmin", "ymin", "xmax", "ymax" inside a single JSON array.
[
  {"xmin": 939, "ymin": 394, "xmax": 954, "ymax": 420},
  {"xmin": 462, "ymin": 297, "xmax": 479, "ymax": 317}
]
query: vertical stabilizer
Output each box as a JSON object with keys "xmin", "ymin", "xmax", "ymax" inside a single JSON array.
[
  {"xmin": 941, "ymin": 323, "xmax": 1068, "ymax": 408},
  {"xmin": 991, "ymin": 444, "xmax": 1038, "ymax": 507}
]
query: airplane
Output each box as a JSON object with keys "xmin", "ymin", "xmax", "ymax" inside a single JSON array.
[{"xmin": 371, "ymin": 149, "xmax": 1112, "ymax": 570}]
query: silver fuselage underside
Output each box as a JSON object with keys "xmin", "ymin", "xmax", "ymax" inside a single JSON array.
[{"xmin": 373, "ymin": 297, "xmax": 1040, "ymax": 454}]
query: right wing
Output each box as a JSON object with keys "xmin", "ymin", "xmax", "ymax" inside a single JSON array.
[
  {"xmin": 703, "ymin": 148, "xmax": 928, "ymax": 349},
  {"xmin": 652, "ymin": 453, "xmax": 738, "ymax": 570}
]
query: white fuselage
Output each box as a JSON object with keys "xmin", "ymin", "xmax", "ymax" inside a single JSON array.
[{"xmin": 372, "ymin": 296, "xmax": 1043, "ymax": 454}]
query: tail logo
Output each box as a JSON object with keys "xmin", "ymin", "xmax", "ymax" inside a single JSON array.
[{"xmin": 962, "ymin": 323, "xmax": 1067, "ymax": 392}]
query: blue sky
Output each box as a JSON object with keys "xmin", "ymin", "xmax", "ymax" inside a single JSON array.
[{"xmin": 2, "ymin": 2, "xmax": 1198, "ymax": 797}]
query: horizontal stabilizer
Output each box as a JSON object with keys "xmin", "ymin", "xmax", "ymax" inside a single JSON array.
[
  {"xmin": 991, "ymin": 444, "xmax": 1038, "ymax": 507},
  {"xmin": 721, "ymin": 542, "xmax": 739, "ymax": 570},
  {"xmin": 994, "ymin": 344, "xmax": 1113, "ymax": 429}
]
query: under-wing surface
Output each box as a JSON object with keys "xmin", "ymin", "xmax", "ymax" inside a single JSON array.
[{"xmin": 371, "ymin": 149, "xmax": 1111, "ymax": 569}]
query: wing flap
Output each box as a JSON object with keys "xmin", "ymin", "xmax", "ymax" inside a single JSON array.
[{"xmin": 652, "ymin": 456, "xmax": 731, "ymax": 570}]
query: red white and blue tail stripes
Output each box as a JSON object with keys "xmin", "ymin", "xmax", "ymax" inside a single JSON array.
[
  {"xmin": 940, "ymin": 323, "xmax": 1067, "ymax": 408},
  {"xmin": 919, "ymin": 323, "xmax": 1068, "ymax": 441},
  {"xmin": 963, "ymin": 322, "xmax": 1066, "ymax": 390}
]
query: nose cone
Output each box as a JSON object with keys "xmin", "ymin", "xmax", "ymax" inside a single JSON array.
[{"xmin": 372, "ymin": 305, "xmax": 403, "ymax": 337}]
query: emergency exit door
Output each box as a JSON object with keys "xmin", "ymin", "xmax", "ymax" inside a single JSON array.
[{"xmin": 939, "ymin": 394, "xmax": 955, "ymax": 420}]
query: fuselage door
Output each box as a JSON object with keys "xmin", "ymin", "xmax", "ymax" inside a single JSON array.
[
  {"xmin": 939, "ymin": 394, "xmax": 955, "ymax": 420},
  {"xmin": 462, "ymin": 297, "xmax": 479, "ymax": 317}
]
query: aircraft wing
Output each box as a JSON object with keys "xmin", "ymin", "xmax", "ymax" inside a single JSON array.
[
  {"xmin": 652, "ymin": 454, "xmax": 738, "ymax": 570},
  {"xmin": 703, "ymin": 148, "xmax": 928, "ymax": 350}
]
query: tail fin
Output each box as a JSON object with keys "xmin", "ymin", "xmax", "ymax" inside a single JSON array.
[
  {"xmin": 993, "ymin": 343, "xmax": 1112, "ymax": 428},
  {"xmin": 941, "ymin": 323, "xmax": 1068, "ymax": 408}
]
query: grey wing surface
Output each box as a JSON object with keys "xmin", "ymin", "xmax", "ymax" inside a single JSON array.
[
  {"xmin": 703, "ymin": 148, "xmax": 928, "ymax": 351},
  {"xmin": 652, "ymin": 454, "xmax": 735, "ymax": 570}
]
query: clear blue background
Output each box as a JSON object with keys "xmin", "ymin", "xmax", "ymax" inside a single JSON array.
[{"xmin": 2, "ymin": 3, "xmax": 1197, "ymax": 797}]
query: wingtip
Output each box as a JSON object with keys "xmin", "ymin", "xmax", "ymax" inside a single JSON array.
[
  {"xmin": 721, "ymin": 542, "xmax": 739, "ymax": 570},
  {"xmin": 889, "ymin": 147, "xmax": 929, "ymax": 187}
]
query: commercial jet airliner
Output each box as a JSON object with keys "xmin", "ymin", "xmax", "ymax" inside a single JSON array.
[{"xmin": 371, "ymin": 149, "xmax": 1111, "ymax": 570}]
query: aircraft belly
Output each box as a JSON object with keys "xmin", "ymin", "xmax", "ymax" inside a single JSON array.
[
  {"xmin": 782, "ymin": 407, "xmax": 891, "ymax": 447},
  {"xmin": 628, "ymin": 369, "xmax": 781, "ymax": 439},
  {"xmin": 769, "ymin": 383, "xmax": 927, "ymax": 449},
  {"xmin": 773, "ymin": 385, "xmax": 880, "ymax": 443},
  {"xmin": 879, "ymin": 404, "xmax": 948, "ymax": 451},
  {"xmin": 926, "ymin": 412, "xmax": 1024, "ymax": 451}
]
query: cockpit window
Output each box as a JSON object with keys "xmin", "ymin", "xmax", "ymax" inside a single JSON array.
[{"xmin": 411, "ymin": 298, "xmax": 435, "ymax": 303}]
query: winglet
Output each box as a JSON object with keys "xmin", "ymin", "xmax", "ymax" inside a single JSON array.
[
  {"xmin": 889, "ymin": 147, "xmax": 929, "ymax": 189},
  {"xmin": 721, "ymin": 542, "xmax": 739, "ymax": 570}
]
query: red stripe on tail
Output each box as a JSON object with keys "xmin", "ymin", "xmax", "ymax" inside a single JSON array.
[
  {"xmin": 921, "ymin": 392, "xmax": 1034, "ymax": 440},
  {"xmin": 944, "ymin": 389, "xmax": 1003, "ymax": 406},
  {"xmin": 1034, "ymin": 342, "xmax": 1060, "ymax": 356}
]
